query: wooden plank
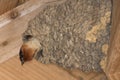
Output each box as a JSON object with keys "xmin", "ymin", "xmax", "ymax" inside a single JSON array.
[
  {"xmin": 0, "ymin": 56, "xmax": 76, "ymax": 80},
  {"xmin": 0, "ymin": 35, "xmax": 22, "ymax": 63},
  {"xmin": 0, "ymin": 56, "xmax": 107, "ymax": 80},
  {"xmin": 106, "ymin": 0, "xmax": 120, "ymax": 80},
  {"xmin": 0, "ymin": 0, "xmax": 18, "ymax": 15},
  {"xmin": 0, "ymin": 0, "xmax": 65, "ymax": 63}
]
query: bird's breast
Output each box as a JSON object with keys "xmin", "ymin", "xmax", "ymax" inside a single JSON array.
[{"xmin": 21, "ymin": 44, "xmax": 35, "ymax": 61}]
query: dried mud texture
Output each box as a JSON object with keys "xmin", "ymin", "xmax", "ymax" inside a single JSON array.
[{"xmin": 24, "ymin": 0, "xmax": 112, "ymax": 72}]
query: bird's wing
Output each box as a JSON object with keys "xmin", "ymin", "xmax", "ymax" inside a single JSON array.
[
  {"xmin": 19, "ymin": 48, "xmax": 24, "ymax": 65},
  {"xmin": 34, "ymin": 49, "xmax": 43, "ymax": 60}
]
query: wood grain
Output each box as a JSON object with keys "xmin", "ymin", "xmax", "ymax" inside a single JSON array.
[
  {"xmin": 106, "ymin": 0, "xmax": 120, "ymax": 80},
  {"xmin": 0, "ymin": 0, "xmax": 18, "ymax": 15},
  {"xmin": 0, "ymin": 56, "xmax": 107, "ymax": 80},
  {"xmin": 0, "ymin": 56, "xmax": 76, "ymax": 80}
]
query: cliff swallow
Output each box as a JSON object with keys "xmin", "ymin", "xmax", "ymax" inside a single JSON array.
[{"xmin": 19, "ymin": 35, "xmax": 42, "ymax": 65}]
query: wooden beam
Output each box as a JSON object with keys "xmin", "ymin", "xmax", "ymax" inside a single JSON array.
[
  {"xmin": 0, "ymin": 56, "xmax": 76, "ymax": 80},
  {"xmin": 106, "ymin": 0, "xmax": 120, "ymax": 80}
]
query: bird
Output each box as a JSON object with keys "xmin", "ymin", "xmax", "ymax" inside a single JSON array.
[{"xmin": 19, "ymin": 35, "xmax": 42, "ymax": 65}]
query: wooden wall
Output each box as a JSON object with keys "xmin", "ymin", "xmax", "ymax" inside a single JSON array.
[{"xmin": 106, "ymin": 0, "xmax": 120, "ymax": 80}]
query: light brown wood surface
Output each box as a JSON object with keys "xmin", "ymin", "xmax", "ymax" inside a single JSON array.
[
  {"xmin": 0, "ymin": 56, "xmax": 107, "ymax": 80},
  {"xmin": 0, "ymin": 0, "xmax": 18, "ymax": 15},
  {"xmin": 106, "ymin": 0, "xmax": 120, "ymax": 80},
  {"xmin": 0, "ymin": 56, "xmax": 76, "ymax": 80}
]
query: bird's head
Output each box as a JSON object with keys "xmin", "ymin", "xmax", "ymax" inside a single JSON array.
[{"xmin": 23, "ymin": 35, "xmax": 34, "ymax": 41}]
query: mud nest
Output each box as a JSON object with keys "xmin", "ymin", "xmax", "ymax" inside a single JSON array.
[{"xmin": 24, "ymin": 0, "xmax": 112, "ymax": 72}]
